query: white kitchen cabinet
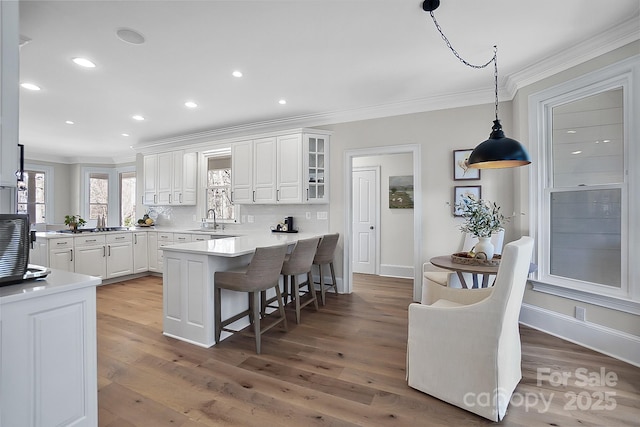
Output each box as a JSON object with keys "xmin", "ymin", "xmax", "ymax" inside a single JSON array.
[
  {"xmin": 49, "ymin": 238, "xmax": 74, "ymax": 272},
  {"xmin": 277, "ymin": 134, "xmax": 303, "ymax": 203},
  {"xmin": 143, "ymin": 154, "xmax": 159, "ymax": 205},
  {"xmin": 253, "ymin": 137, "xmax": 277, "ymax": 203},
  {"xmin": 231, "ymin": 140, "xmax": 253, "ymax": 203},
  {"xmin": 157, "ymin": 152, "xmax": 173, "ymax": 204},
  {"xmin": 304, "ymin": 133, "xmax": 330, "ymax": 203},
  {"xmin": 133, "ymin": 231, "xmax": 149, "ymax": 273},
  {"xmin": 173, "ymin": 233, "xmax": 192, "ymax": 244},
  {"xmin": 30, "ymin": 238, "xmax": 49, "ymax": 267},
  {"xmin": 74, "ymin": 235, "xmax": 107, "ymax": 278},
  {"xmin": 148, "ymin": 232, "xmax": 159, "ymax": 272},
  {"xmin": 231, "ymin": 130, "xmax": 329, "ymax": 205},
  {"xmin": 156, "ymin": 232, "xmax": 174, "ymax": 272},
  {"xmin": 106, "ymin": 233, "xmax": 133, "ymax": 278},
  {"xmin": 1, "ymin": 271, "xmax": 99, "ymax": 427},
  {"xmin": 143, "ymin": 151, "xmax": 197, "ymax": 206}
]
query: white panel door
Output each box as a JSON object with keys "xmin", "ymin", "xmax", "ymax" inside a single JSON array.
[
  {"xmin": 142, "ymin": 154, "xmax": 158, "ymax": 205},
  {"xmin": 157, "ymin": 152, "xmax": 173, "ymax": 205},
  {"xmin": 352, "ymin": 169, "xmax": 377, "ymax": 274}
]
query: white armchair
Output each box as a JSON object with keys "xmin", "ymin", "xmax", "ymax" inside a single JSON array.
[{"xmin": 407, "ymin": 236, "xmax": 534, "ymax": 421}]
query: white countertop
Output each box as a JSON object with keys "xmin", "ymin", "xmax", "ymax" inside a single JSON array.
[
  {"xmin": 160, "ymin": 232, "xmax": 322, "ymax": 257},
  {"xmin": 0, "ymin": 269, "xmax": 101, "ymax": 304},
  {"xmin": 34, "ymin": 227, "xmax": 237, "ymax": 239}
]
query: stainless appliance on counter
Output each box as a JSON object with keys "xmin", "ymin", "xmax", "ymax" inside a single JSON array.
[{"xmin": 0, "ymin": 214, "xmax": 50, "ymax": 286}]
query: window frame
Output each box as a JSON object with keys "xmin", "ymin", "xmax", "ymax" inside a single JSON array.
[
  {"xmin": 200, "ymin": 147, "xmax": 239, "ymax": 224},
  {"xmin": 528, "ymin": 55, "xmax": 640, "ymax": 313},
  {"xmin": 119, "ymin": 168, "xmax": 137, "ymax": 227},
  {"xmin": 21, "ymin": 163, "xmax": 54, "ymax": 225},
  {"xmin": 81, "ymin": 167, "xmax": 118, "ymax": 226}
]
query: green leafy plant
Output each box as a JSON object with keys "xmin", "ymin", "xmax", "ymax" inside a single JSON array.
[
  {"xmin": 455, "ymin": 195, "xmax": 507, "ymax": 238},
  {"xmin": 64, "ymin": 214, "xmax": 87, "ymax": 228}
]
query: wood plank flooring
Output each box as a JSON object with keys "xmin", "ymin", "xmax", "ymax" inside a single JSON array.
[{"xmin": 97, "ymin": 274, "xmax": 640, "ymax": 426}]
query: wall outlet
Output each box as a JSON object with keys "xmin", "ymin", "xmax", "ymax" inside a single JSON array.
[
  {"xmin": 247, "ymin": 215, "xmax": 254, "ymax": 223},
  {"xmin": 306, "ymin": 212, "xmax": 311, "ymax": 220},
  {"xmin": 575, "ymin": 306, "xmax": 586, "ymax": 321},
  {"xmin": 317, "ymin": 211, "xmax": 328, "ymax": 220}
]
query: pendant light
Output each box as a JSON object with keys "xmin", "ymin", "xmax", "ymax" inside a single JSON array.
[{"xmin": 423, "ymin": 0, "xmax": 531, "ymax": 169}]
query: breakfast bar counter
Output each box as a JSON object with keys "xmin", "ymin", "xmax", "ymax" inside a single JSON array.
[{"xmin": 160, "ymin": 232, "xmax": 321, "ymax": 347}]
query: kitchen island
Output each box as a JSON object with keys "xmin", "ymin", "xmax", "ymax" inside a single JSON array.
[
  {"xmin": 161, "ymin": 232, "xmax": 322, "ymax": 347},
  {"xmin": 0, "ymin": 269, "xmax": 101, "ymax": 426}
]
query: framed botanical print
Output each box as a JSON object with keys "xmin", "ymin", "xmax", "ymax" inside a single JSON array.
[
  {"xmin": 453, "ymin": 149, "xmax": 481, "ymax": 180},
  {"xmin": 454, "ymin": 185, "xmax": 481, "ymax": 216}
]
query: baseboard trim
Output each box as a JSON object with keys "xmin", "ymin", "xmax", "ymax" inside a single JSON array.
[
  {"xmin": 379, "ymin": 264, "xmax": 414, "ymax": 279},
  {"xmin": 519, "ymin": 303, "xmax": 640, "ymax": 368}
]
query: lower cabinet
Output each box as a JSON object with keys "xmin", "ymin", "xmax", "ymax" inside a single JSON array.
[
  {"xmin": 106, "ymin": 233, "xmax": 133, "ymax": 278},
  {"xmin": 74, "ymin": 235, "xmax": 107, "ymax": 278},
  {"xmin": 148, "ymin": 232, "xmax": 159, "ymax": 272},
  {"xmin": 49, "ymin": 238, "xmax": 74, "ymax": 271},
  {"xmin": 133, "ymin": 232, "xmax": 149, "ymax": 273},
  {"xmin": 156, "ymin": 232, "xmax": 175, "ymax": 273},
  {"xmin": 30, "ymin": 238, "xmax": 49, "ymax": 266},
  {"xmin": 1, "ymin": 279, "xmax": 98, "ymax": 426}
]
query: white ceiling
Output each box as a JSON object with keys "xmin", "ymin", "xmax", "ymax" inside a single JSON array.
[{"xmin": 18, "ymin": 0, "xmax": 640, "ymax": 163}]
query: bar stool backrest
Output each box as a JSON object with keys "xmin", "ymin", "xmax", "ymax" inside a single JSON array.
[
  {"xmin": 314, "ymin": 233, "xmax": 339, "ymax": 264},
  {"xmin": 282, "ymin": 237, "xmax": 321, "ymax": 275},
  {"xmin": 245, "ymin": 244, "xmax": 288, "ymax": 290}
]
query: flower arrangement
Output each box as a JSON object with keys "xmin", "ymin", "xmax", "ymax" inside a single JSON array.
[{"xmin": 455, "ymin": 195, "xmax": 507, "ymax": 238}]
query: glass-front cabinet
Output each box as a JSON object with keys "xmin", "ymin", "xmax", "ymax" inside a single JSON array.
[{"xmin": 305, "ymin": 133, "xmax": 329, "ymax": 203}]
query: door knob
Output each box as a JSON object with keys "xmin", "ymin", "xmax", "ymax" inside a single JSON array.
[{"xmin": 370, "ymin": 226, "xmax": 374, "ymax": 230}]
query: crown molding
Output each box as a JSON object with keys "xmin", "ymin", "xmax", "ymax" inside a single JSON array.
[
  {"xmin": 505, "ymin": 14, "xmax": 640, "ymax": 98},
  {"xmin": 25, "ymin": 151, "xmax": 136, "ymax": 165}
]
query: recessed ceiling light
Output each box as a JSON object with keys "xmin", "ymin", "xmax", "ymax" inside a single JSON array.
[
  {"xmin": 278, "ymin": 99, "xmax": 287, "ymax": 105},
  {"xmin": 566, "ymin": 130, "xmax": 577, "ymax": 134},
  {"xmin": 132, "ymin": 115, "xmax": 145, "ymax": 121},
  {"xmin": 65, "ymin": 120, "xmax": 74, "ymax": 125},
  {"xmin": 20, "ymin": 83, "xmax": 41, "ymax": 91},
  {"xmin": 232, "ymin": 70, "xmax": 243, "ymax": 78},
  {"xmin": 571, "ymin": 150, "xmax": 582, "ymax": 155},
  {"xmin": 184, "ymin": 101, "xmax": 198, "ymax": 108},
  {"xmin": 603, "ymin": 139, "xmax": 611, "ymax": 143},
  {"xmin": 122, "ymin": 133, "xmax": 130, "ymax": 137},
  {"xmin": 72, "ymin": 57, "xmax": 96, "ymax": 68},
  {"xmin": 116, "ymin": 28, "xmax": 145, "ymax": 45}
]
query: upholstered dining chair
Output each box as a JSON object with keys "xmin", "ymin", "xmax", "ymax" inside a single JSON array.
[
  {"xmin": 214, "ymin": 244, "xmax": 288, "ymax": 354},
  {"xmin": 407, "ymin": 236, "xmax": 534, "ymax": 422},
  {"xmin": 313, "ymin": 233, "xmax": 339, "ymax": 305}
]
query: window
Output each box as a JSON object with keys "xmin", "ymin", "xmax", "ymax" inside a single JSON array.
[
  {"xmin": 17, "ymin": 170, "xmax": 46, "ymax": 223},
  {"xmin": 206, "ymin": 156, "xmax": 235, "ymax": 222},
  {"xmin": 89, "ymin": 172, "xmax": 109, "ymax": 220},
  {"xmin": 120, "ymin": 171, "xmax": 136, "ymax": 226},
  {"xmin": 529, "ymin": 56, "xmax": 639, "ymax": 309}
]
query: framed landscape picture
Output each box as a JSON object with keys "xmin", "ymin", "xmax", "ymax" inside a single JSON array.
[
  {"xmin": 453, "ymin": 149, "xmax": 480, "ymax": 180},
  {"xmin": 454, "ymin": 185, "xmax": 481, "ymax": 216},
  {"xmin": 389, "ymin": 175, "xmax": 414, "ymax": 209}
]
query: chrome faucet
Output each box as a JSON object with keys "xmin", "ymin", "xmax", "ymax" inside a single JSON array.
[{"xmin": 206, "ymin": 209, "xmax": 219, "ymax": 230}]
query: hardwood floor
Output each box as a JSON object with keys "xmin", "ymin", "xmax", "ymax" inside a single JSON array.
[{"xmin": 97, "ymin": 274, "xmax": 640, "ymax": 426}]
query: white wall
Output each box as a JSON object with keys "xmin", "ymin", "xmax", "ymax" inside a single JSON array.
[
  {"xmin": 320, "ymin": 102, "xmax": 516, "ymax": 285},
  {"xmin": 353, "ymin": 153, "xmax": 414, "ymax": 277}
]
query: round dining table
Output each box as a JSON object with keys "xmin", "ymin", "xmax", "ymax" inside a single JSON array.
[{"xmin": 430, "ymin": 255, "xmax": 537, "ymax": 289}]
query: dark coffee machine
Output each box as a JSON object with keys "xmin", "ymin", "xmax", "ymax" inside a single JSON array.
[{"xmin": 285, "ymin": 216, "xmax": 294, "ymax": 232}]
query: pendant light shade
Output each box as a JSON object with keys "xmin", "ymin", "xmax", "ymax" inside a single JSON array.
[{"xmin": 467, "ymin": 120, "xmax": 531, "ymax": 169}]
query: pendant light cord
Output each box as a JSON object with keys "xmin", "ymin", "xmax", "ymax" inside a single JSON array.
[{"xmin": 429, "ymin": 11, "xmax": 499, "ymax": 121}]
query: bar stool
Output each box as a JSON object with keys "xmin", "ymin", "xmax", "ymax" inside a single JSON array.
[
  {"xmin": 214, "ymin": 244, "xmax": 288, "ymax": 354},
  {"xmin": 277, "ymin": 237, "xmax": 320, "ymax": 324},
  {"xmin": 313, "ymin": 233, "xmax": 339, "ymax": 306}
]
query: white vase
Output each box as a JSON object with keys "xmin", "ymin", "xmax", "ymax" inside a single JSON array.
[{"xmin": 474, "ymin": 236, "xmax": 495, "ymax": 260}]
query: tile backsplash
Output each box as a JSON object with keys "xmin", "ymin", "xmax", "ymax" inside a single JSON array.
[{"xmin": 145, "ymin": 204, "xmax": 329, "ymax": 235}]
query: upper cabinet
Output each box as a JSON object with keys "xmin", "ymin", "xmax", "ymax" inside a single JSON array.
[
  {"xmin": 231, "ymin": 130, "xmax": 329, "ymax": 205},
  {"xmin": 304, "ymin": 133, "xmax": 329, "ymax": 204},
  {"xmin": 143, "ymin": 150, "xmax": 197, "ymax": 206}
]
